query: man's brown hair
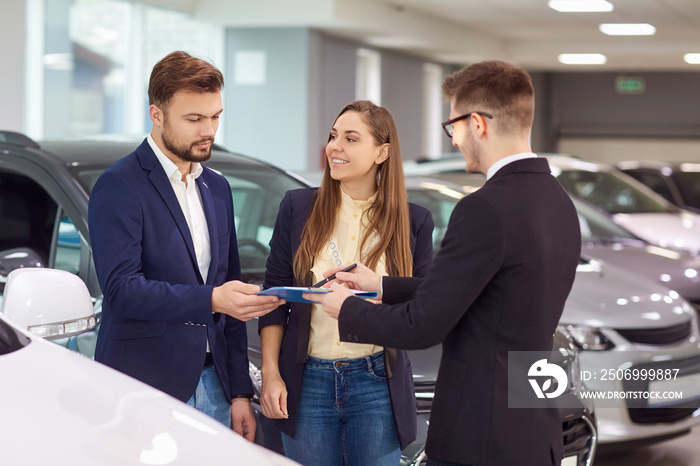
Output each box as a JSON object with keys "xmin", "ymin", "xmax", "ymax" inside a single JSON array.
[
  {"xmin": 442, "ymin": 60, "xmax": 534, "ymax": 134},
  {"xmin": 148, "ymin": 51, "xmax": 224, "ymax": 109}
]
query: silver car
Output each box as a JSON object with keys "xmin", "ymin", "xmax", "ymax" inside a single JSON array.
[{"xmin": 575, "ymin": 197, "xmax": 700, "ymax": 307}]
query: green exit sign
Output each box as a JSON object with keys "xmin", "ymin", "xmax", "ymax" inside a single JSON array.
[{"xmin": 615, "ymin": 76, "xmax": 645, "ymax": 94}]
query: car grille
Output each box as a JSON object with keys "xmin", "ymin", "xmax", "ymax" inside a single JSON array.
[
  {"xmin": 628, "ymin": 405, "xmax": 700, "ymax": 424},
  {"xmin": 622, "ymin": 355, "xmax": 700, "ymax": 424},
  {"xmin": 615, "ymin": 321, "xmax": 691, "ymax": 345},
  {"xmin": 562, "ymin": 411, "xmax": 596, "ymax": 466}
]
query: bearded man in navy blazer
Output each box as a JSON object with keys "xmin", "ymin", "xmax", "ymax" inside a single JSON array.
[
  {"xmin": 312, "ymin": 61, "xmax": 581, "ymax": 465},
  {"xmin": 88, "ymin": 51, "xmax": 282, "ymax": 439}
]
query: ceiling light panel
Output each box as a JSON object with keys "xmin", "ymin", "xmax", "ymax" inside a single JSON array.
[
  {"xmin": 599, "ymin": 23, "xmax": 656, "ymax": 36},
  {"xmin": 684, "ymin": 53, "xmax": 700, "ymax": 64},
  {"xmin": 548, "ymin": 0, "xmax": 614, "ymax": 13},
  {"xmin": 558, "ymin": 53, "xmax": 607, "ymax": 65}
]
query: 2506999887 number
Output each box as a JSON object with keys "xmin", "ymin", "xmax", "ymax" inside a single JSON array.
[{"xmin": 597, "ymin": 368, "xmax": 679, "ymax": 381}]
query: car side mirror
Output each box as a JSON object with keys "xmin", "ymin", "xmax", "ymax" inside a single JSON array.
[
  {"xmin": 0, "ymin": 248, "xmax": 45, "ymax": 293},
  {"xmin": 0, "ymin": 268, "xmax": 97, "ymax": 340}
]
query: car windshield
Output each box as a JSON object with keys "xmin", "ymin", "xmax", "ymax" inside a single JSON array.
[
  {"xmin": 674, "ymin": 167, "xmax": 700, "ymax": 211},
  {"xmin": 67, "ymin": 155, "xmax": 308, "ymax": 284},
  {"xmin": 572, "ymin": 197, "xmax": 643, "ymax": 244},
  {"xmin": 556, "ymin": 169, "xmax": 672, "ymax": 215},
  {"xmin": 405, "ymin": 182, "xmax": 464, "ymax": 254},
  {"xmin": 0, "ymin": 318, "xmax": 31, "ymax": 355}
]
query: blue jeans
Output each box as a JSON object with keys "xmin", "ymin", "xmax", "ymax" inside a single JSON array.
[
  {"xmin": 282, "ymin": 352, "xmax": 401, "ymax": 466},
  {"xmin": 186, "ymin": 364, "xmax": 231, "ymax": 428}
]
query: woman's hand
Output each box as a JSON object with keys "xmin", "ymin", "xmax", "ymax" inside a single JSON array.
[{"xmin": 260, "ymin": 371, "xmax": 289, "ymax": 419}]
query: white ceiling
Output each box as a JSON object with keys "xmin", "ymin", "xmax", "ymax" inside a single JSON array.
[{"xmin": 171, "ymin": 0, "xmax": 700, "ymax": 71}]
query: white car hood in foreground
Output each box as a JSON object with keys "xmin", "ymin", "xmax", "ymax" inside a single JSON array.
[
  {"xmin": 561, "ymin": 260, "xmax": 694, "ymax": 329},
  {"xmin": 613, "ymin": 212, "xmax": 700, "ymax": 255},
  {"xmin": 0, "ymin": 322, "xmax": 297, "ymax": 466}
]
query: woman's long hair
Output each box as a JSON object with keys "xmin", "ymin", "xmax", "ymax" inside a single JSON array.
[{"xmin": 293, "ymin": 100, "xmax": 413, "ymax": 284}]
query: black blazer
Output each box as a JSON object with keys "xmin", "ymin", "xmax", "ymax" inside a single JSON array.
[
  {"xmin": 259, "ymin": 188, "xmax": 435, "ymax": 449},
  {"xmin": 339, "ymin": 158, "xmax": 581, "ymax": 465}
]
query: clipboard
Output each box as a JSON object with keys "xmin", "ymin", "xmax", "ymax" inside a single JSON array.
[{"xmin": 258, "ymin": 286, "xmax": 378, "ymax": 304}]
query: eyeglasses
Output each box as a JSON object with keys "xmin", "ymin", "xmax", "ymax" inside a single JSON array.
[{"xmin": 441, "ymin": 111, "xmax": 494, "ymax": 138}]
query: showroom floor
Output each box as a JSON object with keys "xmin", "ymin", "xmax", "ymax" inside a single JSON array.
[{"xmin": 595, "ymin": 428, "xmax": 700, "ymax": 465}]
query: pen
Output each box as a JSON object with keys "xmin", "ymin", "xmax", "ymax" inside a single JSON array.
[{"xmin": 311, "ymin": 263, "xmax": 358, "ymax": 288}]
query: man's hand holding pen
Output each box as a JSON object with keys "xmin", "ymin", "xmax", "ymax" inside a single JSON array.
[{"xmin": 303, "ymin": 262, "xmax": 383, "ymax": 320}]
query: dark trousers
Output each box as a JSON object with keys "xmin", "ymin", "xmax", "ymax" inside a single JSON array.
[{"xmin": 427, "ymin": 458, "xmax": 471, "ymax": 466}]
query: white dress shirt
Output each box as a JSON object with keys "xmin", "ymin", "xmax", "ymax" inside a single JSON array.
[
  {"xmin": 147, "ymin": 135, "xmax": 212, "ymax": 283},
  {"xmin": 486, "ymin": 152, "xmax": 538, "ymax": 180}
]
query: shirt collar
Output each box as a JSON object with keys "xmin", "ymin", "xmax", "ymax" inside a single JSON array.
[
  {"xmin": 486, "ymin": 152, "xmax": 537, "ymax": 180},
  {"xmin": 147, "ymin": 134, "xmax": 203, "ymax": 182},
  {"xmin": 340, "ymin": 188, "xmax": 378, "ymax": 210}
]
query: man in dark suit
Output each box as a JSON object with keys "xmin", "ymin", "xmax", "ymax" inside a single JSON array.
[
  {"xmin": 311, "ymin": 60, "xmax": 581, "ymax": 465},
  {"xmin": 88, "ymin": 51, "xmax": 281, "ymax": 439}
]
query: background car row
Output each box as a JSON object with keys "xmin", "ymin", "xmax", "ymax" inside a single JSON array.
[
  {"xmin": 403, "ymin": 154, "xmax": 700, "ymax": 451},
  {"xmin": 4, "ymin": 130, "xmax": 700, "ymax": 464},
  {"xmin": 0, "ymin": 132, "xmax": 595, "ymax": 466}
]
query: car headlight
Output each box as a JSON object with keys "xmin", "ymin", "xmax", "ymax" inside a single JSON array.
[
  {"xmin": 555, "ymin": 325, "xmax": 583, "ymax": 389},
  {"xmin": 565, "ymin": 324, "xmax": 615, "ymax": 351}
]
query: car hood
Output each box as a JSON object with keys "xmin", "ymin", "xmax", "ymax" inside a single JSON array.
[
  {"xmin": 0, "ymin": 329, "xmax": 297, "ymax": 465},
  {"xmin": 561, "ymin": 260, "xmax": 694, "ymax": 329},
  {"xmin": 612, "ymin": 212, "xmax": 700, "ymax": 255},
  {"xmin": 582, "ymin": 241, "xmax": 700, "ymax": 303}
]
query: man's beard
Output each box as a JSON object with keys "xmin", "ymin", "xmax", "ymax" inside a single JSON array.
[
  {"xmin": 461, "ymin": 130, "xmax": 481, "ymax": 174},
  {"xmin": 162, "ymin": 119, "xmax": 214, "ymax": 163}
]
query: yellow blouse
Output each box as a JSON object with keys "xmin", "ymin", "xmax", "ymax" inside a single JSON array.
[{"xmin": 307, "ymin": 189, "xmax": 385, "ymax": 359}]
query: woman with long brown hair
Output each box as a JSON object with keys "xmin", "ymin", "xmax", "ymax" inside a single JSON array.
[{"xmin": 258, "ymin": 100, "xmax": 434, "ymax": 465}]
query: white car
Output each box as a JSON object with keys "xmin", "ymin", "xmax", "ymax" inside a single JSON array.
[
  {"xmin": 0, "ymin": 268, "xmax": 298, "ymax": 466},
  {"xmin": 404, "ymin": 154, "xmax": 700, "ymax": 256}
]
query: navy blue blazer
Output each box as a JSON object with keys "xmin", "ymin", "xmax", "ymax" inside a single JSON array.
[
  {"xmin": 88, "ymin": 139, "xmax": 252, "ymax": 402},
  {"xmin": 339, "ymin": 158, "xmax": 581, "ymax": 465},
  {"xmin": 258, "ymin": 188, "xmax": 435, "ymax": 450}
]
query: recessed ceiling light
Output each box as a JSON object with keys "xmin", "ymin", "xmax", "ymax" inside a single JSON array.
[
  {"xmin": 548, "ymin": 0, "xmax": 613, "ymax": 12},
  {"xmin": 684, "ymin": 53, "xmax": 700, "ymax": 64},
  {"xmin": 558, "ymin": 53, "xmax": 607, "ymax": 65},
  {"xmin": 599, "ymin": 23, "xmax": 656, "ymax": 36}
]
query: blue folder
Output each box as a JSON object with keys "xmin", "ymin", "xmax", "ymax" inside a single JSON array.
[{"xmin": 258, "ymin": 286, "xmax": 378, "ymax": 304}]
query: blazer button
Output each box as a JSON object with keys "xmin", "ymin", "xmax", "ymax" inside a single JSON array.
[{"xmin": 347, "ymin": 333, "xmax": 353, "ymax": 341}]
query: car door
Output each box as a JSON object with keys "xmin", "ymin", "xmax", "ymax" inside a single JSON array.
[{"xmin": 0, "ymin": 149, "xmax": 100, "ymax": 354}]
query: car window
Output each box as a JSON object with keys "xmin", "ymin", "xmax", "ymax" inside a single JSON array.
[
  {"xmin": 406, "ymin": 188, "xmax": 462, "ymax": 254},
  {"xmin": 55, "ymin": 214, "xmax": 82, "ymax": 275},
  {"xmin": 216, "ymin": 167, "xmax": 307, "ymax": 283},
  {"xmin": 674, "ymin": 170, "xmax": 700, "ymax": 211},
  {"xmin": 0, "ymin": 171, "xmax": 59, "ymax": 270},
  {"xmin": 556, "ymin": 169, "xmax": 670, "ymax": 215},
  {"xmin": 572, "ymin": 197, "xmax": 641, "ymax": 243},
  {"xmin": 624, "ymin": 170, "xmax": 677, "ymax": 205}
]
